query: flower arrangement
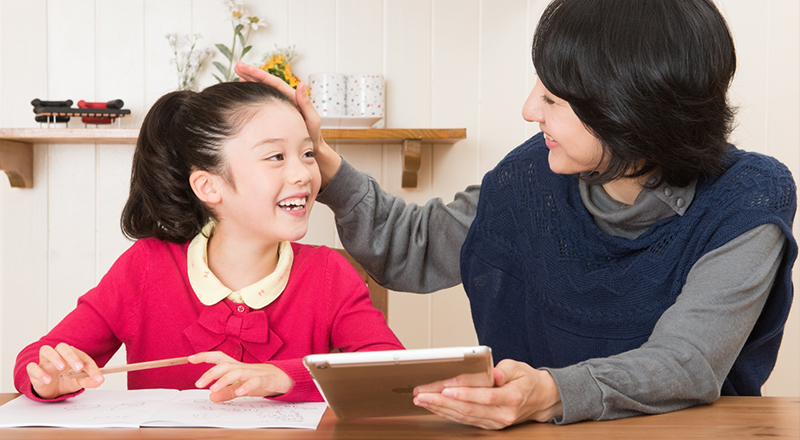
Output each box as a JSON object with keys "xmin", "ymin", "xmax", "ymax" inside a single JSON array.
[
  {"xmin": 214, "ymin": 0, "xmax": 267, "ymax": 82},
  {"xmin": 166, "ymin": 34, "xmax": 213, "ymax": 91},
  {"xmin": 259, "ymin": 46, "xmax": 302, "ymax": 89}
]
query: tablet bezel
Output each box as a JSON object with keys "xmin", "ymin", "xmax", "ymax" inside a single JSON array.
[{"xmin": 303, "ymin": 346, "xmax": 493, "ymax": 419}]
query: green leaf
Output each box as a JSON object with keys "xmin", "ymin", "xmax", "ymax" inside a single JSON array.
[
  {"xmin": 238, "ymin": 33, "xmax": 246, "ymax": 49},
  {"xmin": 215, "ymin": 44, "xmax": 232, "ymax": 62},
  {"xmin": 241, "ymin": 45, "xmax": 252, "ymax": 58},
  {"xmin": 213, "ymin": 61, "xmax": 228, "ymax": 77},
  {"xmin": 234, "ymin": 24, "xmax": 244, "ymax": 35},
  {"xmin": 212, "ymin": 74, "xmax": 224, "ymax": 83}
]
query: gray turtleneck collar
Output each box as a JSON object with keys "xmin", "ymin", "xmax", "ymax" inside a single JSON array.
[{"xmin": 579, "ymin": 177, "xmax": 697, "ymax": 240}]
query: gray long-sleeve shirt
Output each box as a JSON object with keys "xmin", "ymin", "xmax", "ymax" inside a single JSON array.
[{"xmin": 317, "ymin": 157, "xmax": 786, "ymax": 424}]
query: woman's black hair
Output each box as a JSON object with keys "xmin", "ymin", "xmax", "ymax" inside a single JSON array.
[
  {"xmin": 532, "ymin": 0, "xmax": 737, "ymax": 187},
  {"xmin": 121, "ymin": 81, "xmax": 294, "ymax": 243}
]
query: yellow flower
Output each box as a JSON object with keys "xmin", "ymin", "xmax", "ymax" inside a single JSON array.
[{"xmin": 232, "ymin": 11, "xmax": 243, "ymax": 18}]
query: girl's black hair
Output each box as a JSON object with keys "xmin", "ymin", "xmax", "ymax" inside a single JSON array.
[
  {"xmin": 121, "ymin": 81, "xmax": 294, "ymax": 243},
  {"xmin": 532, "ymin": 0, "xmax": 737, "ymax": 187}
]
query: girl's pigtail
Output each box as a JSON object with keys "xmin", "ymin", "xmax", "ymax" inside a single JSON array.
[{"xmin": 121, "ymin": 91, "xmax": 211, "ymax": 243}]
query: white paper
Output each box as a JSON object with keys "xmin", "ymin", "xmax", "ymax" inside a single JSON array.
[{"xmin": 0, "ymin": 389, "xmax": 327, "ymax": 429}]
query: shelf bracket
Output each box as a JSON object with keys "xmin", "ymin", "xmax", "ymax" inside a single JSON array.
[
  {"xmin": 401, "ymin": 139, "xmax": 421, "ymax": 188},
  {"xmin": 0, "ymin": 140, "xmax": 33, "ymax": 188}
]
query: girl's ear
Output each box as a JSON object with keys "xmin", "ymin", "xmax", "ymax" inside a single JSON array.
[{"xmin": 189, "ymin": 170, "xmax": 223, "ymax": 205}]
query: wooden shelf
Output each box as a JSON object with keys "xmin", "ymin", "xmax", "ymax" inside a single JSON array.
[{"xmin": 0, "ymin": 128, "xmax": 466, "ymax": 188}]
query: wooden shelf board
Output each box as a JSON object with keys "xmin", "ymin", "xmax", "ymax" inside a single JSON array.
[{"xmin": 0, "ymin": 127, "xmax": 467, "ymax": 189}]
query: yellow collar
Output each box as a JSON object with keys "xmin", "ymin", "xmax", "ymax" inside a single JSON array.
[{"xmin": 187, "ymin": 221, "xmax": 293, "ymax": 309}]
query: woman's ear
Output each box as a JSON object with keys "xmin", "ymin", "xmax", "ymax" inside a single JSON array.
[{"xmin": 189, "ymin": 170, "xmax": 223, "ymax": 205}]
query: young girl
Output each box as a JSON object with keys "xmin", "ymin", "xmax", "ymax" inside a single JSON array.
[{"xmin": 14, "ymin": 81, "xmax": 403, "ymax": 403}]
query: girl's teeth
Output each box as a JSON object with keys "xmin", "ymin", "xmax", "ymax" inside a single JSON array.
[{"xmin": 279, "ymin": 198, "xmax": 306, "ymax": 210}]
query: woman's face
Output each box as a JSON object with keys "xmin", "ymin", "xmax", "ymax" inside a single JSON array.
[
  {"xmin": 214, "ymin": 101, "xmax": 321, "ymax": 245},
  {"xmin": 522, "ymin": 77, "xmax": 606, "ymax": 175}
]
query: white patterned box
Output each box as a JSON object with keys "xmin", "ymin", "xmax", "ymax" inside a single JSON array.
[
  {"xmin": 308, "ymin": 73, "xmax": 347, "ymax": 116},
  {"xmin": 346, "ymin": 74, "xmax": 385, "ymax": 120}
]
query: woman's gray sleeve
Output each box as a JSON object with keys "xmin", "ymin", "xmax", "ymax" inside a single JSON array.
[
  {"xmin": 316, "ymin": 158, "xmax": 479, "ymax": 293},
  {"xmin": 544, "ymin": 223, "xmax": 787, "ymax": 424}
]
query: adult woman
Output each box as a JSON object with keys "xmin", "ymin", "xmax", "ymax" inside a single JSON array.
[{"xmin": 236, "ymin": 0, "xmax": 796, "ymax": 429}]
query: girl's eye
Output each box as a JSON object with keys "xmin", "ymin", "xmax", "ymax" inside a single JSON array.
[
  {"xmin": 303, "ymin": 150, "xmax": 317, "ymax": 159},
  {"xmin": 266, "ymin": 153, "xmax": 284, "ymax": 161}
]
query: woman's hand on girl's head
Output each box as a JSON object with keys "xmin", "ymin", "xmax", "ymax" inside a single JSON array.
[
  {"xmin": 233, "ymin": 62, "xmax": 342, "ymax": 189},
  {"xmin": 412, "ymin": 359, "xmax": 563, "ymax": 430},
  {"xmin": 189, "ymin": 351, "xmax": 294, "ymax": 402},
  {"xmin": 26, "ymin": 343, "xmax": 104, "ymax": 399}
]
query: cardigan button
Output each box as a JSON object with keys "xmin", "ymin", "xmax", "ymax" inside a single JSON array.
[{"xmin": 237, "ymin": 305, "xmax": 246, "ymax": 313}]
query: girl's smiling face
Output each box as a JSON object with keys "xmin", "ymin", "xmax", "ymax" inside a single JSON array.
[
  {"xmin": 214, "ymin": 101, "xmax": 321, "ymax": 245},
  {"xmin": 522, "ymin": 77, "xmax": 606, "ymax": 175}
]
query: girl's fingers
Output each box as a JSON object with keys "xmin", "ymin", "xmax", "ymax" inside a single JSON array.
[
  {"xmin": 294, "ymin": 82, "xmax": 322, "ymax": 136},
  {"xmin": 38, "ymin": 345, "xmax": 67, "ymax": 371},
  {"xmin": 189, "ymin": 351, "xmax": 234, "ymax": 365},
  {"xmin": 192, "ymin": 352, "xmax": 240, "ymax": 388},
  {"xmin": 234, "ymin": 62, "xmax": 299, "ymax": 106},
  {"xmin": 26, "ymin": 362, "xmax": 52, "ymax": 386},
  {"xmin": 54, "ymin": 343, "xmax": 85, "ymax": 372},
  {"xmin": 209, "ymin": 370, "xmax": 244, "ymax": 393}
]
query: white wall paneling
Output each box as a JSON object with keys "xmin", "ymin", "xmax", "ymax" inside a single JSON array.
[{"xmin": 0, "ymin": 0, "xmax": 797, "ymax": 398}]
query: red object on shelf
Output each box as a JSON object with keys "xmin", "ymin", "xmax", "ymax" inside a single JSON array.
[{"xmin": 78, "ymin": 100, "xmax": 112, "ymax": 124}]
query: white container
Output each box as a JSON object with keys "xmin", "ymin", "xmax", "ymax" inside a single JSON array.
[
  {"xmin": 308, "ymin": 73, "xmax": 347, "ymax": 116},
  {"xmin": 346, "ymin": 74, "xmax": 385, "ymax": 119}
]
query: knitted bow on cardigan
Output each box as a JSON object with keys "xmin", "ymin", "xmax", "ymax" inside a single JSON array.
[{"xmin": 183, "ymin": 301, "xmax": 284, "ymax": 363}]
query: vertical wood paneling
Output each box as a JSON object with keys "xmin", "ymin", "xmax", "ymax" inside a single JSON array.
[
  {"xmin": 96, "ymin": 0, "xmax": 145, "ymax": 129},
  {"xmin": 0, "ymin": 144, "xmax": 49, "ymax": 393},
  {"xmin": 382, "ymin": 1, "xmax": 434, "ymax": 348},
  {"xmin": 0, "ymin": 0, "xmax": 49, "ymax": 128},
  {"xmin": 47, "ymin": 143, "xmax": 96, "ymax": 325},
  {"xmin": 247, "ymin": 0, "xmax": 289, "ymax": 62},
  {"xmin": 143, "ymin": 0, "xmax": 192, "ymax": 110},
  {"xmin": 45, "ymin": 0, "xmax": 98, "ymax": 330},
  {"xmin": 719, "ymin": 1, "xmax": 769, "ymax": 155},
  {"xmin": 287, "ymin": 0, "xmax": 337, "ymax": 80},
  {"xmin": 428, "ymin": 0, "xmax": 480, "ymax": 348},
  {"xmin": 385, "ymin": 0, "xmax": 431, "ymax": 129},
  {"xmin": 48, "ymin": 0, "xmax": 95, "ymax": 106},
  {"xmin": 0, "ymin": 0, "xmax": 49, "ymax": 392},
  {"xmin": 336, "ymin": 0, "xmax": 383, "ymax": 74},
  {"xmin": 191, "ymin": 0, "xmax": 235, "ymax": 89},
  {"xmin": 478, "ymin": 0, "xmax": 529, "ymax": 175},
  {"xmin": 761, "ymin": 0, "xmax": 800, "ymax": 398}
]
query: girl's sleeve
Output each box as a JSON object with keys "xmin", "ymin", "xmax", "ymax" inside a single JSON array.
[
  {"xmin": 13, "ymin": 244, "xmax": 142, "ymax": 402},
  {"xmin": 316, "ymin": 157, "xmax": 479, "ymax": 293},
  {"xmin": 267, "ymin": 248, "xmax": 404, "ymax": 402}
]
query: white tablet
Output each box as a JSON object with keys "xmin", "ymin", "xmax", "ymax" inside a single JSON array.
[{"xmin": 303, "ymin": 346, "xmax": 493, "ymax": 419}]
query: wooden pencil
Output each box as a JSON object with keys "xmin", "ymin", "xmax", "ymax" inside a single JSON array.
[{"xmin": 60, "ymin": 356, "xmax": 190, "ymax": 379}]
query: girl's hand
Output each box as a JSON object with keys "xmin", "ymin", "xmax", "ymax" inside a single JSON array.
[
  {"xmin": 412, "ymin": 359, "xmax": 563, "ymax": 430},
  {"xmin": 26, "ymin": 343, "xmax": 104, "ymax": 399},
  {"xmin": 189, "ymin": 352, "xmax": 294, "ymax": 403},
  {"xmin": 233, "ymin": 61, "xmax": 342, "ymax": 189}
]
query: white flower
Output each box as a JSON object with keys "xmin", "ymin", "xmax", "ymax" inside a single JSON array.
[
  {"xmin": 177, "ymin": 35, "xmax": 190, "ymax": 49},
  {"xmin": 225, "ymin": 0, "xmax": 244, "ymax": 13},
  {"xmin": 247, "ymin": 16, "xmax": 267, "ymax": 31}
]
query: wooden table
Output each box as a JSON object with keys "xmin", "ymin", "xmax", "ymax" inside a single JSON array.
[{"xmin": 0, "ymin": 394, "xmax": 797, "ymax": 439}]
